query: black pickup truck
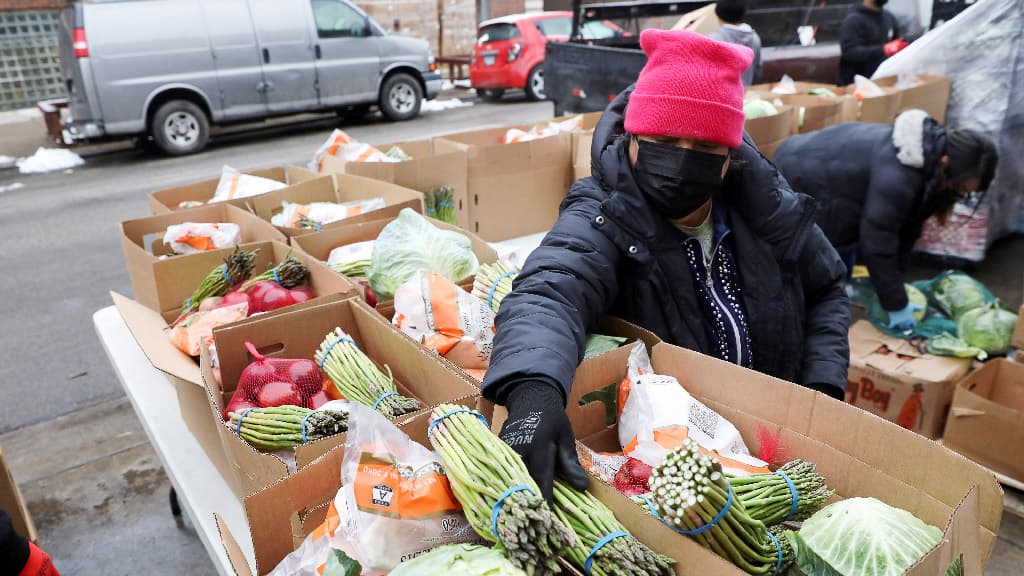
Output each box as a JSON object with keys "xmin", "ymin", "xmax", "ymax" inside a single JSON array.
[{"xmin": 545, "ymin": 0, "xmax": 855, "ymax": 116}]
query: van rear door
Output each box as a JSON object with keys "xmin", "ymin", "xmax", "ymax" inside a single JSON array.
[
  {"xmin": 307, "ymin": 0, "xmax": 381, "ymax": 106},
  {"xmin": 57, "ymin": 3, "xmax": 102, "ymax": 130},
  {"xmin": 199, "ymin": 0, "xmax": 267, "ymax": 120},
  {"xmin": 248, "ymin": 0, "xmax": 320, "ymax": 113}
]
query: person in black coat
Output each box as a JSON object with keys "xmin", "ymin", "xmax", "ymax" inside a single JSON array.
[
  {"xmin": 838, "ymin": 0, "xmax": 906, "ymax": 85},
  {"xmin": 774, "ymin": 110, "xmax": 998, "ymax": 332},
  {"xmin": 482, "ymin": 29, "xmax": 851, "ymax": 500}
]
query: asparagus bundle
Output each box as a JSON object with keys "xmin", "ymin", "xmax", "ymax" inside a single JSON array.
[
  {"xmin": 426, "ymin": 185, "xmax": 457, "ymax": 225},
  {"xmin": 314, "ymin": 327, "xmax": 420, "ymax": 418},
  {"xmin": 553, "ymin": 479, "xmax": 674, "ymax": 576},
  {"xmin": 729, "ymin": 460, "xmax": 832, "ymax": 526},
  {"xmin": 295, "ymin": 216, "xmax": 323, "ymax": 230},
  {"xmin": 241, "ymin": 256, "xmax": 311, "ymax": 290},
  {"xmin": 472, "ymin": 261, "xmax": 520, "ymax": 313},
  {"xmin": 428, "ymin": 404, "xmax": 575, "ymax": 576},
  {"xmin": 180, "ymin": 247, "xmax": 257, "ymax": 314},
  {"xmin": 330, "ymin": 259, "xmax": 371, "ymax": 279},
  {"xmin": 648, "ymin": 439, "xmax": 792, "ymax": 575},
  {"xmin": 227, "ymin": 405, "xmax": 348, "ymax": 451}
]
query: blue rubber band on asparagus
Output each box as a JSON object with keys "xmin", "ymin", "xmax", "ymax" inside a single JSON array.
[
  {"xmin": 775, "ymin": 470, "xmax": 799, "ymax": 521},
  {"xmin": 491, "ymin": 485, "xmax": 534, "ymax": 539},
  {"xmin": 584, "ymin": 531, "xmax": 630, "ymax": 575},
  {"xmin": 641, "ymin": 486, "xmax": 734, "ymax": 536},
  {"xmin": 437, "ymin": 201, "xmax": 454, "ymax": 207},
  {"xmin": 300, "ymin": 410, "xmax": 321, "ymax": 443},
  {"xmin": 372, "ymin": 391, "xmax": 399, "ymax": 411},
  {"xmin": 235, "ymin": 408, "xmax": 255, "ymax": 438},
  {"xmin": 185, "ymin": 297, "xmax": 192, "ymax": 312},
  {"xmin": 273, "ymin": 266, "xmax": 281, "ymax": 285},
  {"xmin": 318, "ymin": 336, "xmax": 356, "ymax": 370},
  {"xmin": 316, "ymin": 222, "xmax": 322, "ymax": 233},
  {"xmin": 488, "ymin": 269, "xmax": 518, "ymax": 311},
  {"xmin": 767, "ymin": 529, "xmax": 783, "ymax": 576},
  {"xmin": 427, "ymin": 409, "xmax": 488, "ymax": 437},
  {"xmin": 221, "ymin": 263, "xmax": 235, "ymax": 284}
]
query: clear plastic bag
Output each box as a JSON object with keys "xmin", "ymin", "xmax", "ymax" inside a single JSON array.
[
  {"xmin": 162, "ymin": 222, "xmax": 240, "ymax": 255},
  {"xmin": 312, "ymin": 129, "xmax": 406, "ymax": 170},
  {"xmin": 503, "ymin": 115, "xmax": 584, "ymax": 143},
  {"xmin": 617, "ymin": 343, "xmax": 769, "ymax": 476},
  {"xmin": 393, "ymin": 271, "xmax": 495, "ymax": 370},
  {"xmin": 210, "ymin": 165, "xmax": 287, "ymax": 203},
  {"xmin": 270, "ymin": 198, "xmax": 387, "ymax": 229},
  {"xmin": 328, "ymin": 240, "xmax": 376, "ymax": 267}
]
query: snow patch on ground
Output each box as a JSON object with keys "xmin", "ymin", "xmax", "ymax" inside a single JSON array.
[
  {"xmin": 16, "ymin": 148, "xmax": 85, "ymax": 174},
  {"xmin": 0, "ymin": 182, "xmax": 24, "ymax": 193},
  {"xmin": 421, "ymin": 98, "xmax": 475, "ymax": 112}
]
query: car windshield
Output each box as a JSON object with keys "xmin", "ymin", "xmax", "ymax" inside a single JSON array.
[
  {"xmin": 477, "ymin": 23, "xmax": 520, "ymax": 44},
  {"xmin": 535, "ymin": 16, "xmax": 572, "ymax": 38}
]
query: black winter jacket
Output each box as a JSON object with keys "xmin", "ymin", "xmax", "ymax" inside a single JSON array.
[
  {"xmin": 838, "ymin": 5, "xmax": 899, "ymax": 85},
  {"xmin": 773, "ymin": 111, "xmax": 947, "ymax": 312},
  {"xmin": 481, "ymin": 88, "xmax": 851, "ymax": 404}
]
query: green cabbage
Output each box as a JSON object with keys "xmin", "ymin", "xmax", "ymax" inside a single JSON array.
[
  {"xmin": 389, "ymin": 544, "xmax": 527, "ymax": 576},
  {"xmin": 906, "ymin": 284, "xmax": 928, "ymax": 322},
  {"xmin": 808, "ymin": 88, "xmax": 839, "ymax": 98},
  {"xmin": 368, "ymin": 208, "xmax": 479, "ymax": 300},
  {"xmin": 743, "ymin": 99, "xmax": 779, "ymax": 119},
  {"xmin": 927, "ymin": 332, "xmax": 987, "ymax": 361},
  {"xmin": 786, "ymin": 497, "xmax": 943, "ymax": 576},
  {"xmin": 933, "ymin": 273, "xmax": 987, "ymax": 320},
  {"xmin": 958, "ymin": 301, "xmax": 1018, "ymax": 355}
]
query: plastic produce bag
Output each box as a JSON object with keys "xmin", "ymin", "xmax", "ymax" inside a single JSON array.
[
  {"xmin": 312, "ymin": 129, "xmax": 408, "ymax": 170},
  {"xmin": 916, "ymin": 270, "xmax": 996, "ymax": 320},
  {"xmin": 335, "ymin": 403, "xmax": 476, "ymax": 573},
  {"xmin": 162, "ymin": 222, "xmax": 241, "ymax": 255},
  {"xmin": 389, "ymin": 544, "xmax": 526, "ymax": 576},
  {"xmin": 368, "ymin": 208, "xmax": 479, "ymax": 300},
  {"xmin": 270, "ymin": 198, "xmax": 386, "ymax": 229},
  {"xmin": 328, "ymin": 240, "xmax": 376, "ymax": 267},
  {"xmin": 770, "ymin": 74, "xmax": 797, "ymax": 94},
  {"xmin": 393, "ymin": 271, "xmax": 495, "ymax": 370},
  {"xmin": 168, "ymin": 302, "xmax": 248, "ymax": 357},
  {"xmin": 210, "ymin": 165, "xmax": 287, "ymax": 203},
  {"xmin": 503, "ymin": 115, "xmax": 584, "ymax": 143},
  {"xmin": 852, "ymin": 75, "xmax": 885, "ymax": 100},
  {"xmin": 617, "ymin": 343, "xmax": 769, "ymax": 476},
  {"xmin": 222, "ymin": 342, "xmax": 328, "ymax": 419}
]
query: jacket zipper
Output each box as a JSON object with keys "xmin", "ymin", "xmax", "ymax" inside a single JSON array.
[{"xmin": 703, "ymin": 234, "xmax": 744, "ymax": 365}]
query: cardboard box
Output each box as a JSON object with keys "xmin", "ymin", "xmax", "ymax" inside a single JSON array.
[
  {"xmin": 249, "ymin": 174, "xmax": 423, "ymax": 238},
  {"xmin": 113, "ymin": 241, "xmax": 356, "ymax": 387},
  {"xmin": 434, "ymin": 123, "xmax": 573, "ymax": 241},
  {"xmin": 1013, "ymin": 304, "xmax": 1024, "ymax": 352},
  {"xmin": 0, "ymin": 446, "xmax": 37, "ymax": 545},
  {"xmin": 671, "ymin": 3, "xmax": 720, "ymax": 35},
  {"xmin": 148, "ymin": 166, "xmax": 320, "ymax": 214},
  {"xmin": 841, "ymin": 84, "xmax": 903, "ymax": 124},
  {"xmin": 776, "ymin": 94, "xmax": 845, "ymax": 134},
  {"xmin": 874, "ymin": 75, "xmax": 952, "ymax": 124},
  {"xmin": 573, "ymin": 130, "xmax": 594, "ymax": 181},
  {"xmin": 747, "ymin": 81, "xmax": 841, "ymax": 96},
  {"xmin": 745, "ymin": 105, "xmax": 795, "ymax": 159},
  {"xmin": 203, "ymin": 297, "xmax": 480, "ymax": 498},
  {"xmin": 846, "ymin": 320, "xmax": 973, "ymax": 439},
  {"xmin": 943, "ymin": 359, "xmax": 1024, "ymax": 484},
  {"xmin": 121, "ymin": 204, "xmax": 287, "ymax": 311},
  {"xmin": 319, "ymin": 139, "xmax": 470, "ymax": 229}
]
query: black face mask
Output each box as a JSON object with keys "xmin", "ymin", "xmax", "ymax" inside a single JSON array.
[
  {"xmin": 632, "ymin": 138, "xmax": 727, "ymax": 219},
  {"xmin": 875, "ymin": 0, "xmax": 888, "ymax": 6}
]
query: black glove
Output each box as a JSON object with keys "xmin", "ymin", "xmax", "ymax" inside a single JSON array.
[{"xmin": 498, "ymin": 381, "xmax": 589, "ymax": 502}]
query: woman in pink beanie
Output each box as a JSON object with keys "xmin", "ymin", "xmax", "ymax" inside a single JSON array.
[{"xmin": 482, "ymin": 29, "xmax": 850, "ymax": 500}]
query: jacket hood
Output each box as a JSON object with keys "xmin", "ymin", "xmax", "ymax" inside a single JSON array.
[
  {"xmin": 892, "ymin": 108, "xmax": 947, "ymax": 207},
  {"xmin": 585, "ymin": 85, "xmax": 816, "ymax": 252}
]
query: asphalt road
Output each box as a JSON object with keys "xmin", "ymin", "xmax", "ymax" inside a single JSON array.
[{"xmin": 0, "ymin": 98, "xmax": 553, "ymax": 434}]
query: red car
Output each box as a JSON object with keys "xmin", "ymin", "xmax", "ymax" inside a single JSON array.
[{"xmin": 470, "ymin": 12, "xmax": 626, "ymax": 101}]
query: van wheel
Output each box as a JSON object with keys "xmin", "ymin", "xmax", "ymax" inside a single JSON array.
[
  {"xmin": 379, "ymin": 73, "xmax": 422, "ymax": 121},
  {"xmin": 150, "ymin": 100, "xmax": 209, "ymax": 156},
  {"xmin": 525, "ymin": 66, "xmax": 546, "ymax": 101}
]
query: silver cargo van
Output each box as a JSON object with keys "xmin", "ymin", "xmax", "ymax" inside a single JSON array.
[{"xmin": 58, "ymin": 0, "xmax": 442, "ymax": 155}]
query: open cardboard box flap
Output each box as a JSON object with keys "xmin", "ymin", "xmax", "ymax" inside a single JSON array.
[
  {"xmin": 319, "ymin": 140, "xmax": 471, "ymax": 229},
  {"xmin": 121, "ymin": 203, "xmax": 287, "ymax": 311},
  {"xmin": 203, "ymin": 296, "xmax": 480, "ymax": 498},
  {"xmin": 0, "ymin": 446, "xmax": 37, "ymax": 545},
  {"xmin": 148, "ymin": 166, "xmax": 319, "ymax": 215},
  {"xmin": 249, "ymin": 174, "xmax": 423, "ymax": 238}
]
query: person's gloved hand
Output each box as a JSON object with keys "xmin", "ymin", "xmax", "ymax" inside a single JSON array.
[
  {"xmin": 884, "ymin": 38, "xmax": 909, "ymax": 57},
  {"xmin": 887, "ymin": 301, "xmax": 923, "ymax": 333},
  {"xmin": 498, "ymin": 381, "xmax": 589, "ymax": 502}
]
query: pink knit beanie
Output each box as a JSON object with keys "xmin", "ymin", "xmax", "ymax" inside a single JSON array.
[{"xmin": 624, "ymin": 29, "xmax": 753, "ymax": 148}]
